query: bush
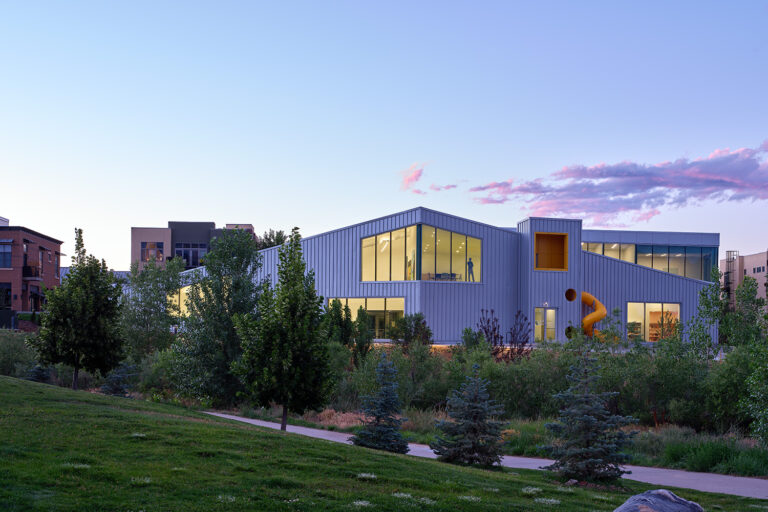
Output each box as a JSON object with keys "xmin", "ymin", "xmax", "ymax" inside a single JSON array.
[
  {"xmin": 706, "ymin": 345, "xmax": 754, "ymax": 432},
  {"xmin": 101, "ymin": 363, "xmax": 137, "ymax": 397},
  {"xmin": 0, "ymin": 331, "xmax": 36, "ymax": 378}
]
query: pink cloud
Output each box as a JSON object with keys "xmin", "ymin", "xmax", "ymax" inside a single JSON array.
[
  {"xmin": 429, "ymin": 183, "xmax": 458, "ymax": 192},
  {"xmin": 468, "ymin": 140, "xmax": 768, "ymax": 226},
  {"xmin": 400, "ymin": 163, "xmax": 425, "ymax": 192}
]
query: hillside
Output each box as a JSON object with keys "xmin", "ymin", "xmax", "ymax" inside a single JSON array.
[{"xmin": 0, "ymin": 376, "xmax": 763, "ymax": 511}]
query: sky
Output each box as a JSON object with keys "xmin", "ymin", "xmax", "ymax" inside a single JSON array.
[{"xmin": 1, "ymin": 1, "xmax": 767, "ymax": 269}]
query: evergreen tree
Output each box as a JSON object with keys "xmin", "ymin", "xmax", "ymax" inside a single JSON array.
[
  {"xmin": 256, "ymin": 229, "xmax": 288, "ymax": 250},
  {"xmin": 121, "ymin": 257, "xmax": 185, "ymax": 362},
  {"xmin": 430, "ymin": 365, "xmax": 504, "ymax": 466},
  {"xmin": 170, "ymin": 228, "xmax": 262, "ymax": 405},
  {"xmin": 324, "ymin": 299, "xmax": 354, "ymax": 347},
  {"xmin": 352, "ymin": 352, "xmax": 409, "ymax": 454},
  {"xmin": 544, "ymin": 338, "xmax": 637, "ymax": 482},
  {"xmin": 386, "ymin": 313, "xmax": 432, "ymax": 353},
  {"xmin": 352, "ymin": 306, "xmax": 374, "ymax": 367},
  {"xmin": 234, "ymin": 227, "xmax": 329, "ymax": 431},
  {"xmin": 30, "ymin": 228, "xmax": 123, "ymax": 390}
]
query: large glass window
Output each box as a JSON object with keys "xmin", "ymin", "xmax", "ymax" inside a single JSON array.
[
  {"xmin": 534, "ymin": 307, "xmax": 556, "ymax": 341},
  {"xmin": 586, "ymin": 242, "xmax": 603, "ymax": 255},
  {"xmin": 652, "ymin": 246, "xmax": 668, "ymax": 273},
  {"xmin": 362, "ymin": 224, "xmax": 481, "ymax": 282},
  {"xmin": 141, "ymin": 242, "xmax": 164, "ymax": 263},
  {"xmin": 391, "ymin": 229, "xmax": 406, "ymax": 281},
  {"xmin": 603, "ymin": 242, "xmax": 620, "ymax": 259},
  {"xmin": 405, "ymin": 226, "xmax": 417, "ymax": 280},
  {"xmin": 435, "ymin": 228, "xmax": 451, "ymax": 277},
  {"xmin": 361, "ymin": 236, "xmax": 375, "ymax": 281},
  {"xmin": 467, "ymin": 236, "xmax": 481, "ymax": 282},
  {"xmin": 620, "ymin": 244, "xmax": 635, "ymax": 263},
  {"xmin": 452, "ymin": 233, "xmax": 467, "ymax": 282},
  {"xmin": 669, "ymin": 246, "xmax": 685, "ymax": 277},
  {"xmin": 326, "ymin": 297, "xmax": 405, "ymax": 338},
  {"xmin": 421, "ymin": 225, "xmax": 435, "ymax": 280},
  {"xmin": 174, "ymin": 243, "xmax": 207, "ymax": 269},
  {"xmin": 376, "ymin": 233, "xmax": 391, "ymax": 281},
  {"xmin": 627, "ymin": 302, "xmax": 680, "ymax": 341},
  {"xmin": 702, "ymin": 247, "xmax": 717, "ymax": 282},
  {"xmin": 0, "ymin": 243, "xmax": 10, "ymax": 268}
]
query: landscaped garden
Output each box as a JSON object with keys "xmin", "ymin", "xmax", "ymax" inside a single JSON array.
[{"xmin": 1, "ymin": 375, "xmax": 765, "ymax": 511}]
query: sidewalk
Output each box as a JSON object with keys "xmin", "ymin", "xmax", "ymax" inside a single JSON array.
[{"xmin": 205, "ymin": 411, "xmax": 768, "ymax": 500}]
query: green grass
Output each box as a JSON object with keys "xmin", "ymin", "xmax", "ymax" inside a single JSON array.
[{"xmin": 0, "ymin": 376, "xmax": 765, "ymax": 511}]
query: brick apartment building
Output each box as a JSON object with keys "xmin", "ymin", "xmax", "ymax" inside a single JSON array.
[{"xmin": 0, "ymin": 216, "xmax": 63, "ymax": 327}]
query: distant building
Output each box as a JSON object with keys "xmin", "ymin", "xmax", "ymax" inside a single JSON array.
[
  {"xmin": 721, "ymin": 250, "xmax": 768, "ymax": 309},
  {"xmin": 0, "ymin": 219, "xmax": 63, "ymax": 327},
  {"xmin": 131, "ymin": 221, "xmax": 255, "ymax": 271}
]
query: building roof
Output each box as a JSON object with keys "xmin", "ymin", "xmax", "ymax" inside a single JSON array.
[{"xmin": 0, "ymin": 226, "xmax": 63, "ymax": 245}]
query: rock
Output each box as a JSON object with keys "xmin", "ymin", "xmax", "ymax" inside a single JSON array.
[
  {"xmin": 564, "ymin": 479, "xmax": 579, "ymax": 486},
  {"xmin": 613, "ymin": 489, "xmax": 704, "ymax": 512}
]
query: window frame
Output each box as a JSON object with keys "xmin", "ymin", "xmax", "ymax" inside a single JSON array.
[
  {"xmin": 534, "ymin": 232, "xmax": 569, "ymax": 271},
  {"xmin": 534, "ymin": 306, "xmax": 557, "ymax": 341},
  {"xmin": 626, "ymin": 301, "xmax": 682, "ymax": 342}
]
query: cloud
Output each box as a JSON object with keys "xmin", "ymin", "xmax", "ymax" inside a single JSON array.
[
  {"xmin": 400, "ymin": 163, "xmax": 425, "ymax": 192},
  {"xmin": 469, "ymin": 140, "xmax": 768, "ymax": 225},
  {"xmin": 429, "ymin": 183, "xmax": 458, "ymax": 192}
]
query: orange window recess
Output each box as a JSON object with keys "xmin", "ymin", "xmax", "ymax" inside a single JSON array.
[{"xmin": 534, "ymin": 233, "xmax": 568, "ymax": 271}]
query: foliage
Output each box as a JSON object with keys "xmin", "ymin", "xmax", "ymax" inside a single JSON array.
[
  {"xmin": 544, "ymin": 337, "xmax": 637, "ymax": 482},
  {"xmin": 121, "ymin": 258, "xmax": 184, "ymax": 362},
  {"xmin": 743, "ymin": 359, "xmax": 768, "ymax": 447},
  {"xmin": 706, "ymin": 345, "xmax": 754, "ymax": 432},
  {"xmin": 323, "ymin": 299, "xmax": 354, "ymax": 347},
  {"xmin": 431, "ymin": 365, "xmax": 505, "ymax": 466},
  {"xmin": 100, "ymin": 363, "xmax": 137, "ymax": 397},
  {"xmin": 476, "ymin": 309, "xmax": 503, "ymax": 347},
  {"xmin": 723, "ymin": 277, "xmax": 767, "ymax": 346},
  {"xmin": 233, "ymin": 227, "xmax": 329, "ymax": 430},
  {"xmin": 386, "ymin": 313, "xmax": 433, "ymax": 353},
  {"xmin": 29, "ymin": 228, "xmax": 123, "ymax": 389},
  {"xmin": 0, "ymin": 330, "xmax": 36, "ymax": 378},
  {"xmin": 352, "ymin": 307, "xmax": 373, "ymax": 366},
  {"xmin": 255, "ymin": 228, "xmax": 287, "ymax": 250},
  {"xmin": 4, "ymin": 377, "xmax": 759, "ymax": 511},
  {"xmin": 507, "ymin": 310, "xmax": 532, "ymax": 352},
  {"xmin": 352, "ymin": 352, "xmax": 409, "ymax": 454},
  {"xmin": 170, "ymin": 228, "xmax": 261, "ymax": 405},
  {"xmin": 460, "ymin": 327, "xmax": 485, "ymax": 349}
]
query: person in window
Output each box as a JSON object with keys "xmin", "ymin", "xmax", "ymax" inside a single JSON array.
[{"xmin": 467, "ymin": 257, "xmax": 475, "ymax": 282}]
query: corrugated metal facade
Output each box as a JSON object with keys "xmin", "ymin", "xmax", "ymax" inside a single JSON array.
[{"xmin": 255, "ymin": 208, "xmax": 718, "ymax": 343}]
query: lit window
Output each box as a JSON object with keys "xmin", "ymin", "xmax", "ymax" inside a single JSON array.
[
  {"xmin": 627, "ymin": 302, "xmax": 680, "ymax": 341},
  {"xmin": 141, "ymin": 242, "xmax": 164, "ymax": 263},
  {"xmin": 325, "ymin": 297, "xmax": 405, "ymax": 338}
]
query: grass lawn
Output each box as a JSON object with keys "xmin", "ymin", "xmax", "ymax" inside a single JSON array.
[{"xmin": 1, "ymin": 377, "xmax": 766, "ymax": 511}]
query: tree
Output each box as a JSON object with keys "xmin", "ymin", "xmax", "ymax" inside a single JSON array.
[
  {"xmin": 352, "ymin": 306, "xmax": 374, "ymax": 367},
  {"xmin": 352, "ymin": 352, "xmax": 409, "ymax": 454},
  {"xmin": 387, "ymin": 313, "xmax": 432, "ymax": 353},
  {"xmin": 233, "ymin": 227, "xmax": 329, "ymax": 431},
  {"xmin": 121, "ymin": 258, "xmax": 185, "ymax": 362},
  {"xmin": 170, "ymin": 228, "xmax": 262, "ymax": 405},
  {"xmin": 477, "ymin": 309, "xmax": 503, "ymax": 347},
  {"xmin": 544, "ymin": 337, "xmax": 636, "ymax": 482},
  {"xmin": 256, "ymin": 229, "xmax": 288, "ymax": 250},
  {"xmin": 430, "ymin": 365, "xmax": 504, "ymax": 466},
  {"xmin": 30, "ymin": 228, "xmax": 123, "ymax": 390},
  {"xmin": 323, "ymin": 299, "xmax": 354, "ymax": 347}
]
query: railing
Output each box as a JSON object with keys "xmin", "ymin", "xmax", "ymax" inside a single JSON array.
[{"xmin": 22, "ymin": 265, "xmax": 42, "ymax": 279}]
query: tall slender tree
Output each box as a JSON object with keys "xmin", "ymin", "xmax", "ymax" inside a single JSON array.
[
  {"xmin": 30, "ymin": 229, "xmax": 123, "ymax": 389},
  {"xmin": 234, "ymin": 227, "xmax": 329, "ymax": 431}
]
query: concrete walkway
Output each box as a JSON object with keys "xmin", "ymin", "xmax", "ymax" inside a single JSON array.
[{"xmin": 206, "ymin": 412, "xmax": 768, "ymax": 500}]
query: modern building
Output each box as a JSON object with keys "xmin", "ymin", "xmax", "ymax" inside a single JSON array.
[
  {"xmin": 0, "ymin": 219, "xmax": 64, "ymax": 327},
  {"xmin": 253, "ymin": 207, "xmax": 719, "ymax": 344},
  {"xmin": 131, "ymin": 221, "xmax": 258, "ymax": 271},
  {"xmin": 721, "ymin": 250, "xmax": 768, "ymax": 309}
]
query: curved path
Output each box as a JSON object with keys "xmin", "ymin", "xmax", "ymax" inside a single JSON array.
[{"xmin": 205, "ymin": 411, "xmax": 768, "ymax": 500}]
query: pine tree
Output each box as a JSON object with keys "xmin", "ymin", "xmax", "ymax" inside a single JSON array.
[
  {"xmin": 430, "ymin": 365, "xmax": 504, "ymax": 466},
  {"xmin": 544, "ymin": 339, "xmax": 637, "ymax": 482},
  {"xmin": 352, "ymin": 352, "xmax": 409, "ymax": 454},
  {"xmin": 352, "ymin": 306, "xmax": 373, "ymax": 367}
]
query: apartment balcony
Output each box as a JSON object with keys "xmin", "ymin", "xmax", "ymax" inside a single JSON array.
[{"xmin": 22, "ymin": 265, "xmax": 43, "ymax": 280}]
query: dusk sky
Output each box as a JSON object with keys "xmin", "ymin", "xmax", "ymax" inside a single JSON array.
[{"xmin": 1, "ymin": 1, "xmax": 767, "ymax": 269}]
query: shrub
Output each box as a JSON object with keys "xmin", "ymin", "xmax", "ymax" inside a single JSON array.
[
  {"xmin": 460, "ymin": 328, "xmax": 484, "ymax": 349},
  {"xmin": 387, "ymin": 313, "xmax": 432, "ymax": 353},
  {"xmin": 684, "ymin": 441, "xmax": 733, "ymax": 472},
  {"xmin": 706, "ymin": 345, "xmax": 754, "ymax": 433},
  {"xmin": 101, "ymin": 364, "xmax": 137, "ymax": 397},
  {"xmin": 0, "ymin": 331, "xmax": 36, "ymax": 378},
  {"xmin": 431, "ymin": 365, "xmax": 504, "ymax": 466}
]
